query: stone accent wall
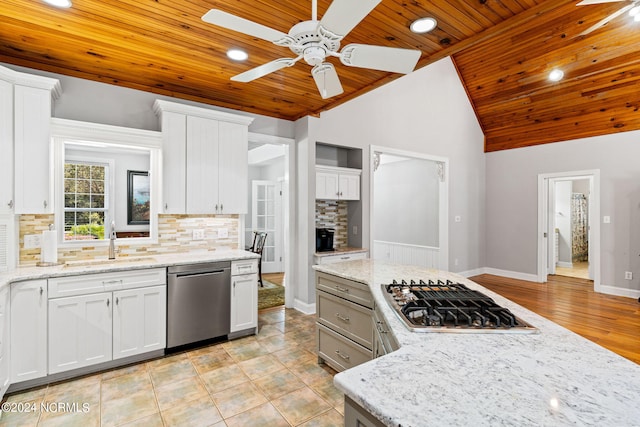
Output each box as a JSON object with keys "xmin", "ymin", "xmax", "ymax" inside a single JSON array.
[
  {"xmin": 18, "ymin": 214, "xmax": 240, "ymax": 266},
  {"xmin": 315, "ymin": 200, "xmax": 348, "ymax": 248}
]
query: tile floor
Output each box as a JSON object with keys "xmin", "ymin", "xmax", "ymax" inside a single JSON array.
[{"xmin": 0, "ymin": 308, "xmax": 344, "ymax": 427}]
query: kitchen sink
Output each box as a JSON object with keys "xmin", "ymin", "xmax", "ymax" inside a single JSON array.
[{"xmin": 64, "ymin": 257, "xmax": 157, "ymax": 268}]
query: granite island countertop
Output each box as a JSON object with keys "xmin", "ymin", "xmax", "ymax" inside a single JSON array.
[
  {"xmin": 0, "ymin": 249, "xmax": 260, "ymax": 290},
  {"xmin": 313, "ymin": 259, "xmax": 640, "ymax": 427}
]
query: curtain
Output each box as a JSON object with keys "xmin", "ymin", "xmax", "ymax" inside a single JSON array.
[{"xmin": 571, "ymin": 193, "xmax": 588, "ymax": 262}]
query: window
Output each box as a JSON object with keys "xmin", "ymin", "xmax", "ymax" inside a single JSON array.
[{"xmin": 63, "ymin": 161, "xmax": 110, "ymax": 241}]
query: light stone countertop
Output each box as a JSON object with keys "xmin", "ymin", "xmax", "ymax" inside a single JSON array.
[
  {"xmin": 314, "ymin": 247, "xmax": 369, "ymax": 257},
  {"xmin": 313, "ymin": 259, "xmax": 640, "ymax": 427},
  {"xmin": 0, "ymin": 249, "xmax": 260, "ymax": 290}
]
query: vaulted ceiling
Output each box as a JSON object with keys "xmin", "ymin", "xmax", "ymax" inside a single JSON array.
[{"xmin": 2, "ymin": 0, "xmax": 639, "ymax": 152}]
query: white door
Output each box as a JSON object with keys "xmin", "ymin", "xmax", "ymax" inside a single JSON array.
[
  {"xmin": 0, "ymin": 286, "xmax": 10, "ymax": 399},
  {"xmin": 316, "ymin": 171, "xmax": 339, "ymax": 199},
  {"xmin": 339, "ymin": 173, "xmax": 360, "ymax": 200},
  {"xmin": 218, "ymin": 121, "xmax": 248, "ymax": 214},
  {"xmin": 113, "ymin": 285, "xmax": 166, "ymax": 360},
  {"xmin": 48, "ymin": 292, "xmax": 112, "ymax": 374},
  {"xmin": 252, "ymin": 180, "xmax": 282, "ymax": 273},
  {"xmin": 186, "ymin": 115, "xmax": 219, "ymax": 214},
  {"xmin": 10, "ymin": 280, "xmax": 48, "ymax": 382},
  {"xmin": 230, "ymin": 274, "xmax": 257, "ymax": 332}
]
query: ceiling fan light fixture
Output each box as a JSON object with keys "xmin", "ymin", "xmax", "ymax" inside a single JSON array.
[
  {"xmin": 43, "ymin": 0, "xmax": 72, "ymax": 8},
  {"xmin": 227, "ymin": 49, "xmax": 248, "ymax": 61},
  {"xmin": 410, "ymin": 17, "xmax": 437, "ymax": 34},
  {"xmin": 548, "ymin": 69, "xmax": 564, "ymax": 82}
]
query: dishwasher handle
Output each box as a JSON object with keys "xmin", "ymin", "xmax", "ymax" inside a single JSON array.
[{"xmin": 172, "ymin": 269, "xmax": 227, "ymax": 279}]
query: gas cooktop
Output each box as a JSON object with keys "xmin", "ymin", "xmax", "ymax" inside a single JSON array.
[{"xmin": 382, "ymin": 279, "xmax": 538, "ymax": 334}]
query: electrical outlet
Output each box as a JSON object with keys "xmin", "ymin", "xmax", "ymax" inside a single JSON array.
[
  {"xmin": 24, "ymin": 234, "xmax": 42, "ymax": 249},
  {"xmin": 625, "ymin": 271, "xmax": 633, "ymax": 280},
  {"xmin": 603, "ymin": 216, "xmax": 611, "ymax": 224},
  {"xmin": 218, "ymin": 228, "xmax": 228, "ymax": 238},
  {"xmin": 454, "ymin": 258, "xmax": 459, "ymax": 266},
  {"xmin": 192, "ymin": 229, "xmax": 205, "ymax": 240},
  {"xmin": 353, "ymin": 225, "xmax": 358, "ymax": 235}
]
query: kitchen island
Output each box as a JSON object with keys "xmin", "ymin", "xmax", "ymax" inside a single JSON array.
[{"xmin": 313, "ymin": 259, "xmax": 640, "ymax": 427}]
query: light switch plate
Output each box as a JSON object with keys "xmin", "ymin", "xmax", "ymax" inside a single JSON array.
[
  {"xmin": 192, "ymin": 229, "xmax": 205, "ymax": 240},
  {"xmin": 218, "ymin": 228, "xmax": 228, "ymax": 238}
]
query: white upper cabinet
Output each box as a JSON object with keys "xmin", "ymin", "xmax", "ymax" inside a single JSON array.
[
  {"xmin": 316, "ymin": 166, "xmax": 361, "ymax": 200},
  {"xmin": 154, "ymin": 100, "xmax": 253, "ymax": 215},
  {"xmin": 0, "ymin": 74, "xmax": 13, "ymax": 214},
  {"xmin": 13, "ymin": 75, "xmax": 61, "ymax": 214}
]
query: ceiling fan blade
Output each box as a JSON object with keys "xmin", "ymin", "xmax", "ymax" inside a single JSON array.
[
  {"xmin": 577, "ymin": 0, "xmax": 625, "ymax": 5},
  {"xmin": 319, "ymin": 0, "xmax": 381, "ymax": 37},
  {"xmin": 340, "ymin": 44, "xmax": 421, "ymax": 74},
  {"xmin": 231, "ymin": 58, "xmax": 296, "ymax": 82},
  {"xmin": 578, "ymin": 3, "xmax": 635, "ymax": 35},
  {"xmin": 202, "ymin": 10, "xmax": 289, "ymax": 43},
  {"xmin": 311, "ymin": 63, "xmax": 344, "ymax": 99}
]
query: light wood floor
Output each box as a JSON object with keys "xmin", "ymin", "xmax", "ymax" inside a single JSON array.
[
  {"xmin": 472, "ymin": 274, "xmax": 640, "ymax": 365},
  {"xmin": 263, "ymin": 272, "xmax": 284, "ymax": 286},
  {"xmin": 555, "ymin": 261, "xmax": 590, "ymax": 280}
]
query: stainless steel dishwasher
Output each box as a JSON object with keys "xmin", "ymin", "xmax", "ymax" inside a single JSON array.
[{"xmin": 167, "ymin": 261, "xmax": 231, "ymax": 349}]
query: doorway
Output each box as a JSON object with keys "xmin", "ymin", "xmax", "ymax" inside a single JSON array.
[
  {"xmin": 246, "ymin": 137, "xmax": 289, "ymax": 309},
  {"xmin": 370, "ymin": 146, "xmax": 449, "ymax": 270},
  {"xmin": 537, "ymin": 170, "xmax": 600, "ymax": 289}
]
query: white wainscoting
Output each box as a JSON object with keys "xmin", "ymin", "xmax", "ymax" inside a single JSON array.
[{"xmin": 373, "ymin": 240, "xmax": 440, "ymax": 269}]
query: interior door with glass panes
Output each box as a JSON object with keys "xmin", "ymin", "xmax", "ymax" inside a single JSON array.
[{"xmin": 251, "ymin": 180, "xmax": 282, "ymax": 273}]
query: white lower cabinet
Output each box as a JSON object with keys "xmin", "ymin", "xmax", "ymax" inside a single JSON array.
[
  {"xmin": 113, "ymin": 286, "xmax": 166, "ymax": 360},
  {"xmin": 47, "ymin": 269, "xmax": 167, "ymax": 375},
  {"xmin": 10, "ymin": 280, "xmax": 48, "ymax": 383},
  {"xmin": 0, "ymin": 286, "xmax": 10, "ymax": 400},
  {"xmin": 48, "ymin": 292, "xmax": 112, "ymax": 374},
  {"xmin": 230, "ymin": 260, "xmax": 258, "ymax": 333}
]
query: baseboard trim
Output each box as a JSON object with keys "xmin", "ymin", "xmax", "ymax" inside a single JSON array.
[
  {"xmin": 456, "ymin": 268, "xmax": 485, "ymax": 278},
  {"xmin": 474, "ymin": 267, "xmax": 540, "ymax": 283},
  {"xmin": 293, "ymin": 298, "xmax": 316, "ymax": 315},
  {"xmin": 556, "ymin": 261, "xmax": 573, "ymax": 268},
  {"xmin": 596, "ymin": 284, "xmax": 640, "ymax": 300}
]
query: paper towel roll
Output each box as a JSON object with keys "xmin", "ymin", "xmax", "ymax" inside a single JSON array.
[{"xmin": 41, "ymin": 230, "xmax": 58, "ymax": 264}]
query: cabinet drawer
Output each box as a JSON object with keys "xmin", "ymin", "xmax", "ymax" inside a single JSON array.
[
  {"xmin": 317, "ymin": 291, "xmax": 372, "ymax": 350},
  {"xmin": 316, "ymin": 272, "xmax": 373, "ymax": 309},
  {"xmin": 373, "ymin": 305, "xmax": 399, "ymax": 356},
  {"xmin": 232, "ymin": 259, "xmax": 258, "ymax": 276},
  {"xmin": 317, "ymin": 323, "xmax": 372, "ymax": 372},
  {"xmin": 316, "ymin": 252, "xmax": 367, "ymax": 265},
  {"xmin": 49, "ymin": 268, "xmax": 166, "ymax": 298}
]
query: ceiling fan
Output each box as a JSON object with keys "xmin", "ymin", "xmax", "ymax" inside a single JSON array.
[
  {"xmin": 201, "ymin": 0, "xmax": 422, "ymax": 99},
  {"xmin": 577, "ymin": 0, "xmax": 640, "ymax": 35}
]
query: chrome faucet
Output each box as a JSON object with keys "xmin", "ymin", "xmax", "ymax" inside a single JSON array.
[{"xmin": 108, "ymin": 221, "xmax": 117, "ymax": 259}]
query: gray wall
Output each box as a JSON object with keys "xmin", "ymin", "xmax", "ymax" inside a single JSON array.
[
  {"xmin": 485, "ymin": 131, "xmax": 640, "ymax": 293},
  {"xmin": 373, "ymin": 158, "xmax": 439, "ymax": 246}
]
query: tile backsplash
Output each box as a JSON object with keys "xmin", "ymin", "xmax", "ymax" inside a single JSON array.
[
  {"xmin": 315, "ymin": 200, "xmax": 348, "ymax": 248},
  {"xmin": 19, "ymin": 214, "xmax": 240, "ymax": 266}
]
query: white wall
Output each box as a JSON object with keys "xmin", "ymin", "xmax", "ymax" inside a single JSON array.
[
  {"xmin": 313, "ymin": 57, "xmax": 486, "ymax": 274},
  {"xmin": 555, "ymin": 180, "xmax": 572, "ymax": 265},
  {"xmin": 486, "ymin": 131, "xmax": 640, "ymax": 294}
]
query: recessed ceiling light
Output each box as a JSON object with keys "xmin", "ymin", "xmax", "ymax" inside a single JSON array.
[
  {"xmin": 629, "ymin": 5, "xmax": 640, "ymax": 17},
  {"xmin": 227, "ymin": 49, "xmax": 248, "ymax": 61},
  {"xmin": 410, "ymin": 17, "xmax": 437, "ymax": 34},
  {"xmin": 548, "ymin": 69, "xmax": 564, "ymax": 82},
  {"xmin": 43, "ymin": 0, "xmax": 72, "ymax": 8}
]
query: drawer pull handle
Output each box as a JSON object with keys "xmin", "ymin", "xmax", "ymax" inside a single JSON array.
[
  {"xmin": 335, "ymin": 313, "xmax": 350, "ymax": 322},
  {"xmin": 376, "ymin": 322, "xmax": 388, "ymax": 334},
  {"xmin": 106, "ymin": 298, "xmax": 110, "ymax": 307},
  {"xmin": 40, "ymin": 287, "xmax": 44, "ymax": 295},
  {"xmin": 103, "ymin": 279, "xmax": 123, "ymax": 285},
  {"xmin": 335, "ymin": 285, "xmax": 349, "ymax": 293},
  {"xmin": 340, "ymin": 256, "xmax": 350, "ymax": 260},
  {"xmin": 335, "ymin": 350, "xmax": 350, "ymax": 361}
]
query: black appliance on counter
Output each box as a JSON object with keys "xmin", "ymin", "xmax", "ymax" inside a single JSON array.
[
  {"xmin": 382, "ymin": 279, "xmax": 538, "ymax": 334},
  {"xmin": 316, "ymin": 228, "xmax": 335, "ymax": 252}
]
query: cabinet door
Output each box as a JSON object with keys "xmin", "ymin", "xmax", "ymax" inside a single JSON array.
[
  {"xmin": 186, "ymin": 115, "xmax": 219, "ymax": 214},
  {"xmin": 218, "ymin": 121, "xmax": 248, "ymax": 214},
  {"xmin": 161, "ymin": 111, "xmax": 187, "ymax": 214},
  {"xmin": 48, "ymin": 292, "xmax": 112, "ymax": 374},
  {"xmin": 0, "ymin": 79, "xmax": 13, "ymax": 214},
  {"xmin": 230, "ymin": 274, "xmax": 257, "ymax": 333},
  {"xmin": 339, "ymin": 173, "xmax": 360, "ymax": 200},
  {"xmin": 113, "ymin": 285, "xmax": 166, "ymax": 360},
  {"xmin": 14, "ymin": 85, "xmax": 52, "ymax": 214},
  {"xmin": 0, "ymin": 286, "xmax": 10, "ymax": 399},
  {"xmin": 10, "ymin": 280, "xmax": 48, "ymax": 382},
  {"xmin": 316, "ymin": 171, "xmax": 339, "ymax": 200}
]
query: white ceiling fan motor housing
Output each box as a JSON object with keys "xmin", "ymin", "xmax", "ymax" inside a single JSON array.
[{"xmin": 287, "ymin": 20, "xmax": 341, "ymax": 66}]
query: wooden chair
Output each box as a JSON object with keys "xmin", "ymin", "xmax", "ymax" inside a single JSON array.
[{"xmin": 248, "ymin": 231, "xmax": 268, "ymax": 287}]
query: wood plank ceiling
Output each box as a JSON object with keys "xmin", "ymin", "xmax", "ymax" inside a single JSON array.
[{"xmin": 1, "ymin": 0, "xmax": 639, "ymax": 151}]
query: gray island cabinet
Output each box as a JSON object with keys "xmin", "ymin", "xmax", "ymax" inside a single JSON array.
[{"xmin": 312, "ymin": 259, "xmax": 640, "ymax": 427}]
